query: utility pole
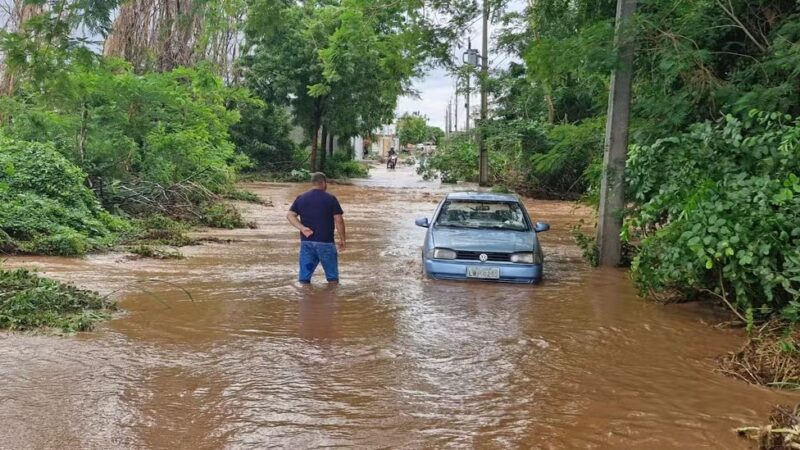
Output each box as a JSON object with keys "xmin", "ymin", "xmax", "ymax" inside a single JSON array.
[
  {"xmin": 445, "ymin": 105, "xmax": 449, "ymax": 136},
  {"xmin": 478, "ymin": 0, "xmax": 489, "ymax": 186},
  {"xmin": 465, "ymin": 39, "xmax": 471, "ymax": 133},
  {"xmin": 454, "ymin": 88, "xmax": 458, "ymax": 132},
  {"xmin": 446, "ymin": 100, "xmax": 451, "ymax": 135},
  {"xmin": 596, "ymin": 0, "xmax": 637, "ymax": 266}
]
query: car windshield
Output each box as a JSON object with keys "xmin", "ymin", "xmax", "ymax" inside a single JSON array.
[{"xmin": 435, "ymin": 200, "xmax": 529, "ymax": 231}]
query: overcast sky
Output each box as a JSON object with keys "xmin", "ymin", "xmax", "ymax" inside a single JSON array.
[{"xmin": 395, "ymin": 1, "xmax": 526, "ymax": 130}]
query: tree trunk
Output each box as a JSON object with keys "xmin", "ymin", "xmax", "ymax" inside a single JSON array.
[
  {"xmin": 104, "ymin": 0, "xmax": 207, "ymax": 73},
  {"xmin": 309, "ymin": 98, "xmax": 325, "ymax": 172},
  {"xmin": 327, "ymin": 131, "xmax": 334, "ymax": 158},
  {"xmin": 310, "ymin": 122, "xmax": 319, "ymax": 172},
  {"xmin": 78, "ymin": 101, "xmax": 88, "ymax": 167},
  {"xmin": 0, "ymin": 1, "xmax": 43, "ymax": 95},
  {"xmin": 545, "ymin": 92, "xmax": 555, "ymax": 124},
  {"xmin": 320, "ymin": 124, "xmax": 328, "ymax": 170}
]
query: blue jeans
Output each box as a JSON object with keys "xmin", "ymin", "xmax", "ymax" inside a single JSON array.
[{"xmin": 299, "ymin": 241, "xmax": 339, "ymax": 283}]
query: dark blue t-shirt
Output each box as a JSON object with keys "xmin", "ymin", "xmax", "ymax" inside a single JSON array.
[{"xmin": 289, "ymin": 189, "xmax": 344, "ymax": 243}]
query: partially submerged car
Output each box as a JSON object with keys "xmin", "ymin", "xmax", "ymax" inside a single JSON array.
[{"xmin": 415, "ymin": 192, "xmax": 549, "ymax": 284}]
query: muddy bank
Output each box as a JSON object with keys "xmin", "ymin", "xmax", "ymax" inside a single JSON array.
[{"xmin": 2, "ymin": 166, "xmax": 797, "ymax": 448}]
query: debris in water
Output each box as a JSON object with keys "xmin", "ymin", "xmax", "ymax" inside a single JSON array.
[{"xmin": 736, "ymin": 404, "xmax": 800, "ymax": 449}]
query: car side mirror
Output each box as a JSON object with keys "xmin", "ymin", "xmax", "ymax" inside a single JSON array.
[
  {"xmin": 534, "ymin": 222, "xmax": 550, "ymax": 233},
  {"xmin": 415, "ymin": 217, "xmax": 430, "ymax": 228}
]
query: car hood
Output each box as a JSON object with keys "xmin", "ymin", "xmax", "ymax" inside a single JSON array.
[{"xmin": 431, "ymin": 227, "xmax": 536, "ymax": 253}]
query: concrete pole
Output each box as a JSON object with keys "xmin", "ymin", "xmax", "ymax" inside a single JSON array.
[
  {"xmin": 445, "ymin": 103, "xmax": 450, "ymax": 136},
  {"xmin": 465, "ymin": 75, "xmax": 470, "ymax": 133},
  {"xmin": 454, "ymin": 88, "xmax": 458, "ymax": 132},
  {"xmin": 478, "ymin": 0, "xmax": 489, "ymax": 186},
  {"xmin": 596, "ymin": 0, "xmax": 637, "ymax": 266},
  {"xmin": 465, "ymin": 38, "xmax": 471, "ymax": 134}
]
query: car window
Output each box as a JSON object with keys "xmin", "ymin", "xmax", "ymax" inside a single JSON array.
[{"xmin": 435, "ymin": 200, "xmax": 529, "ymax": 231}]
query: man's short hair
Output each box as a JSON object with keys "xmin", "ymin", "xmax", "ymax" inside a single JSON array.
[{"xmin": 310, "ymin": 172, "xmax": 327, "ymax": 184}]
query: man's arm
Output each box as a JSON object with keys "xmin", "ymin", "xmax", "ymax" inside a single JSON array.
[
  {"xmin": 287, "ymin": 211, "xmax": 313, "ymax": 238},
  {"xmin": 334, "ymin": 214, "xmax": 346, "ymax": 251}
]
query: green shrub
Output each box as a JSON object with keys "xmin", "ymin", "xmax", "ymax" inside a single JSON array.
[
  {"xmin": 420, "ymin": 136, "xmax": 478, "ymax": 183},
  {"xmin": 224, "ymin": 188, "xmax": 267, "ymax": 205},
  {"xmin": 29, "ymin": 230, "xmax": 90, "ymax": 257},
  {"xmin": 0, "ymin": 138, "xmax": 124, "ymax": 255},
  {"xmin": 0, "ymin": 268, "xmax": 115, "ymax": 332},
  {"xmin": 323, "ymin": 153, "xmax": 369, "ymax": 179},
  {"xmin": 287, "ymin": 168, "xmax": 312, "ymax": 182},
  {"xmin": 479, "ymin": 118, "xmax": 604, "ymax": 196},
  {"xmin": 124, "ymin": 215, "xmax": 195, "ymax": 247},
  {"xmin": 200, "ymin": 202, "xmax": 248, "ymax": 229},
  {"xmin": 229, "ymin": 100, "xmax": 297, "ymax": 172},
  {"xmin": 529, "ymin": 118, "xmax": 604, "ymax": 195},
  {"xmin": 128, "ymin": 244, "xmax": 184, "ymax": 259},
  {"xmin": 627, "ymin": 111, "xmax": 800, "ymax": 324},
  {"xmin": 1, "ymin": 63, "xmax": 249, "ymax": 199}
]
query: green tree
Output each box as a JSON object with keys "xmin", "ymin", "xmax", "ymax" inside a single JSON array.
[
  {"xmin": 427, "ymin": 126, "xmax": 445, "ymax": 145},
  {"xmin": 0, "ymin": 59, "xmax": 247, "ymax": 196},
  {"xmin": 243, "ymin": 0, "xmax": 435, "ymax": 171},
  {"xmin": 397, "ymin": 113, "xmax": 429, "ymax": 145},
  {"xmin": 488, "ymin": 0, "xmax": 800, "ymax": 320}
]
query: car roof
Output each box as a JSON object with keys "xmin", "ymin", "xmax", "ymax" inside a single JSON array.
[{"xmin": 445, "ymin": 191, "xmax": 520, "ymax": 202}]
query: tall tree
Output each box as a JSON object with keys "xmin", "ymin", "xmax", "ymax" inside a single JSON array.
[
  {"xmin": 0, "ymin": 0, "xmax": 121, "ymax": 93},
  {"xmin": 397, "ymin": 112, "xmax": 429, "ymax": 145},
  {"xmin": 243, "ymin": 0, "xmax": 436, "ymax": 170},
  {"xmin": 103, "ymin": 0, "xmax": 245, "ymax": 79}
]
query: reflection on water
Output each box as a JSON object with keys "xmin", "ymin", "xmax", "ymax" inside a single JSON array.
[
  {"xmin": 1, "ymin": 165, "xmax": 796, "ymax": 448},
  {"xmin": 298, "ymin": 285, "xmax": 338, "ymax": 341}
]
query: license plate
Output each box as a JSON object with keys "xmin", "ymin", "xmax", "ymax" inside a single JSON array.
[{"xmin": 466, "ymin": 266, "xmax": 500, "ymax": 279}]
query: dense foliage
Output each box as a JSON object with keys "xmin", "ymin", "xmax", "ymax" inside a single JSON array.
[
  {"xmin": 229, "ymin": 100, "xmax": 298, "ymax": 172},
  {"xmin": 242, "ymin": 0, "xmax": 433, "ymax": 171},
  {"xmin": 426, "ymin": 0, "xmax": 800, "ymax": 322},
  {"xmin": 419, "ymin": 136, "xmax": 478, "ymax": 183},
  {"xmin": 0, "ymin": 138, "xmax": 125, "ymax": 255},
  {"xmin": 398, "ymin": 113, "xmax": 430, "ymax": 145},
  {"xmin": 1, "ymin": 60, "xmax": 248, "ymax": 196},
  {"xmin": 623, "ymin": 0, "xmax": 800, "ymax": 322},
  {"xmin": 628, "ymin": 112, "xmax": 800, "ymax": 323}
]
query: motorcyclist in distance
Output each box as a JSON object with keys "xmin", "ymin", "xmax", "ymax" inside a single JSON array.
[{"xmin": 387, "ymin": 147, "xmax": 397, "ymax": 169}]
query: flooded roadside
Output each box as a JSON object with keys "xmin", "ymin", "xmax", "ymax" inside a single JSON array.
[{"xmin": 1, "ymin": 165, "xmax": 796, "ymax": 448}]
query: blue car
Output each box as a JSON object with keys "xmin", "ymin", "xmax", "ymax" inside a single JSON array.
[{"xmin": 415, "ymin": 192, "xmax": 550, "ymax": 284}]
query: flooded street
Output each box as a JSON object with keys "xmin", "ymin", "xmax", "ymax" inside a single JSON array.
[{"xmin": 1, "ymin": 165, "xmax": 795, "ymax": 449}]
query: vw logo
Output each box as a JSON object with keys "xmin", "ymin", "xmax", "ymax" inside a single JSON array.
[{"xmin": 479, "ymin": 253, "xmax": 488, "ymax": 262}]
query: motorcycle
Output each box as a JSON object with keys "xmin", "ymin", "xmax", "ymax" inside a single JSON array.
[{"xmin": 387, "ymin": 154, "xmax": 398, "ymax": 169}]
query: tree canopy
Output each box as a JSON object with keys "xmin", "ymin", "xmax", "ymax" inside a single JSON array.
[{"xmin": 242, "ymin": 0, "xmax": 437, "ymax": 170}]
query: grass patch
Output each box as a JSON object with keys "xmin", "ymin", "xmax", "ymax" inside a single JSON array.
[
  {"xmin": 0, "ymin": 268, "xmax": 115, "ymax": 333},
  {"xmin": 718, "ymin": 321, "xmax": 800, "ymax": 389},
  {"xmin": 721, "ymin": 321, "xmax": 800, "ymax": 448}
]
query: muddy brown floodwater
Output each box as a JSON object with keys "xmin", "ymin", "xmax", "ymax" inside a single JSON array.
[{"xmin": 1, "ymin": 165, "xmax": 796, "ymax": 449}]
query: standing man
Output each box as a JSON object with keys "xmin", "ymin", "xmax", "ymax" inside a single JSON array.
[{"xmin": 287, "ymin": 172, "xmax": 346, "ymax": 284}]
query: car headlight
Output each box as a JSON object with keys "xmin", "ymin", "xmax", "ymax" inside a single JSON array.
[
  {"xmin": 430, "ymin": 248, "xmax": 457, "ymax": 260},
  {"xmin": 511, "ymin": 252, "xmax": 541, "ymax": 264}
]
